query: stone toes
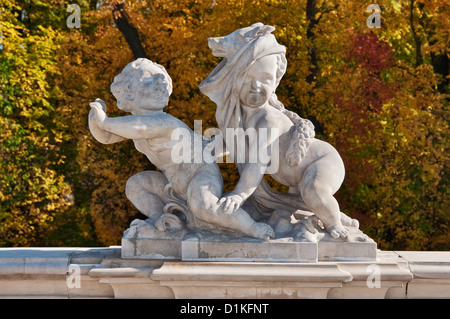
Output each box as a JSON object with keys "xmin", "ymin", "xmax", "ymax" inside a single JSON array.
[{"xmin": 330, "ymin": 230, "xmax": 340, "ymax": 239}]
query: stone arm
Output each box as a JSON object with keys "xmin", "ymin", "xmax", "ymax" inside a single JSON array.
[
  {"xmin": 89, "ymin": 99, "xmax": 179, "ymax": 141},
  {"xmin": 219, "ymin": 156, "xmax": 269, "ymax": 215},
  {"xmin": 233, "ymin": 162, "xmax": 268, "ymax": 200},
  {"xmin": 219, "ymin": 122, "xmax": 279, "ymax": 214},
  {"xmin": 89, "ymin": 100, "xmax": 127, "ymax": 144},
  {"xmin": 101, "ymin": 115, "xmax": 168, "ymax": 140}
]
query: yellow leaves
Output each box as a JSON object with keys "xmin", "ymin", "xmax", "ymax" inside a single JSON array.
[
  {"xmin": 3, "ymin": 0, "xmax": 447, "ymax": 247},
  {"xmin": 0, "ymin": 2, "xmax": 73, "ymax": 246}
]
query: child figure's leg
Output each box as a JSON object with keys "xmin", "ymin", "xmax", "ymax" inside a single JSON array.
[
  {"xmin": 126, "ymin": 171, "xmax": 168, "ymax": 224},
  {"xmin": 299, "ymin": 157, "xmax": 347, "ymax": 238},
  {"xmin": 340, "ymin": 212, "xmax": 359, "ymax": 228},
  {"xmin": 186, "ymin": 167, "xmax": 274, "ymax": 240}
]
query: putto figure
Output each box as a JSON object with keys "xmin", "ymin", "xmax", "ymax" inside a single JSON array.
[
  {"xmin": 88, "ymin": 58, "xmax": 274, "ymax": 239},
  {"xmin": 200, "ymin": 23, "xmax": 358, "ymax": 239}
]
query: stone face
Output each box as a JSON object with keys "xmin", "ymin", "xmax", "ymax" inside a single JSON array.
[
  {"xmin": 121, "ymin": 219, "xmax": 186, "ymax": 260},
  {"xmin": 122, "ymin": 234, "xmax": 379, "ymax": 262}
]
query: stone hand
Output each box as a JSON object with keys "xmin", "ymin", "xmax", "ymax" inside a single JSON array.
[
  {"xmin": 89, "ymin": 99, "xmax": 107, "ymax": 129},
  {"xmin": 218, "ymin": 193, "xmax": 244, "ymax": 215}
]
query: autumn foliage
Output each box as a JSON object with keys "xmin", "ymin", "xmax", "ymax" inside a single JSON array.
[{"xmin": 0, "ymin": 0, "xmax": 448, "ymax": 250}]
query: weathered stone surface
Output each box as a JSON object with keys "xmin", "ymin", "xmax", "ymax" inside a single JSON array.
[
  {"xmin": 318, "ymin": 241, "xmax": 377, "ymax": 261},
  {"xmin": 122, "ymin": 238, "xmax": 183, "ymax": 260},
  {"xmin": 181, "ymin": 238, "xmax": 317, "ymax": 262},
  {"xmin": 121, "ymin": 217, "xmax": 377, "ymax": 261}
]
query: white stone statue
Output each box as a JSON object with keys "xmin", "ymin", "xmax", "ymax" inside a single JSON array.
[
  {"xmin": 88, "ymin": 58, "xmax": 274, "ymax": 240},
  {"xmin": 200, "ymin": 23, "xmax": 359, "ymax": 239},
  {"xmin": 88, "ymin": 27, "xmax": 375, "ymax": 261}
]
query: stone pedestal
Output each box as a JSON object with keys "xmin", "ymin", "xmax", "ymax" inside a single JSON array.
[
  {"xmin": 181, "ymin": 238, "xmax": 317, "ymax": 262},
  {"xmin": 318, "ymin": 241, "xmax": 377, "ymax": 261},
  {"xmin": 121, "ymin": 221, "xmax": 377, "ymax": 262}
]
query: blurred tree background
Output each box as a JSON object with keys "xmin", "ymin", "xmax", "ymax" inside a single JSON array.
[{"xmin": 0, "ymin": 0, "xmax": 448, "ymax": 250}]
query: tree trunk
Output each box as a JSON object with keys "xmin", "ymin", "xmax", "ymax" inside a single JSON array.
[
  {"xmin": 431, "ymin": 50, "xmax": 449, "ymax": 94},
  {"xmin": 304, "ymin": 0, "xmax": 324, "ymax": 134},
  {"xmin": 112, "ymin": 2, "xmax": 147, "ymax": 59},
  {"xmin": 410, "ymin": 0, "xmax": 423, "ymax": 67},
  {"xmin": 306, "ymin": 0, "xmax": 318, "ymax": 88},
  {"xmin": 89, "ymin": 0, "xmax": 97, "ymax": 10}
]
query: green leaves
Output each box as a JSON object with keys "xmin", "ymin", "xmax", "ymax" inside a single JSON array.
[
  {"xmin": 0, "ymin": 0, "xmax": 447, "ymax": 249},
  {"xmin": 0, "ymin": 1, "xmax": 71, "ymax": 246}
]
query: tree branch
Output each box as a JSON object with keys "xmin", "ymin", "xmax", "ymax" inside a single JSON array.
[
  {"xmin": 112, "ymin": 1, "xmax": 147, "ymax": 59},
  {"xmin": 316, "ymin": 3, "xmax": 339, "ymax": 25}
]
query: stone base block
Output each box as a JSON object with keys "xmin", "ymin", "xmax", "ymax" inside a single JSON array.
[
  {"xmin": 182, "ymin": 239, "xmax": 317, "ymax": 262},
  {"xmin": 121, "ymin": 220, "xmax": 378, "ymax": 262},
  {"xmin": 318, "ymin": 241, "xmax": 377, "ymax": 261},
  {"xmin": 122, "ymin": 238, "xmax": 182, "ymax": 260},
  {"xmin": 122, "ymin": 237, "xmax": 318, "ymax": 262}
]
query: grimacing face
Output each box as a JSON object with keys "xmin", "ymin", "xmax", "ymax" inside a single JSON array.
[{"xmin": 240, "ymin": 55, "xmax": 278, "ymax": 108}]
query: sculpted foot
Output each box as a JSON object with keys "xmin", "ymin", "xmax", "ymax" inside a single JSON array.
[
  {"xmin": 327, "ymin": 224, "xmax": 349, "ymax": 239},
  {"xmin": 350, "ymin": 218, "xmax": 359, "ymax": 228},
  {"xmin": 251, "ymin": 222, "xmax": 275, "ymax": 240},
  {"xmin": 340, "ymin": 212, "xmax": 359, "ymax": 228}
]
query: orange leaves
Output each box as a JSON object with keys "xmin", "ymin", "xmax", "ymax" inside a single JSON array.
[{"xmin": 2, "ymin": 0, "xmax": 447, "ymax": 248}]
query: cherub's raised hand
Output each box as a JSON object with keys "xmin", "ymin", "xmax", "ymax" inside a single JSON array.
[
  {"xmin": 95, "ymin": 98, "xmax": 107, "ymax": 112},
  {"xmin": 89, "ymin": 99, "xmax": 108, "ymax": 129},
  {"xmin": 218, "ymin": 192, "xmax": 244, "ymax": 215}
]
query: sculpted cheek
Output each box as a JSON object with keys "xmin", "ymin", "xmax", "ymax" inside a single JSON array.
[{"xmin": 262, "ymin": 83, "xmax": 273, "ymax": 96}]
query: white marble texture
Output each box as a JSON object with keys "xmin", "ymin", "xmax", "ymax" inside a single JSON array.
[
  {"xmin": 89, "ymin": 25, "xmax": 376, "ymax": 263},
  {"xmin": 1, "ymin": 247, "xmax": 449, "ymax": 298}
]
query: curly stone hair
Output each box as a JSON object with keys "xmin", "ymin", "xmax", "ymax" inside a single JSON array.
[
  {"xmin": 266, "ymin": 53, "xmax": 316, "ymax": 166},
  {"xmin": 110, "ymin": 58, "xmax": 173, "ymax": 111}
]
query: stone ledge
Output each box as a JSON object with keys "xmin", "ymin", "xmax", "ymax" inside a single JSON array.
[
  {"xmin": 180, "ymin": 239, "xmax": 318, "ymax": 262},
  {"xmin": 122, "ymin": 236, "xmax": 377, "ymax": 262},
  {"xmin": 0, "ymin": 247, "xmax": 449, "ymax": 298}
]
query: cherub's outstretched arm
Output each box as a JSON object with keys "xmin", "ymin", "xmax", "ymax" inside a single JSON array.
[
  {"xmin": 89, "ymin": 99, "xmax": 178, "ymax": 140},
  {"xmin": 89, "ymin": 99, "xmax": 127, "ymax": 144}
]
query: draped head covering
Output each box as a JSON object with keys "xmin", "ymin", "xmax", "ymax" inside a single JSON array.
[
  {"xmin": 200, "ymin": 23, "xmax": 312, "ymax": 218},
  {"xmin": 200, "ymin": 23, "xmax": 286, "ymax": 133}
]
